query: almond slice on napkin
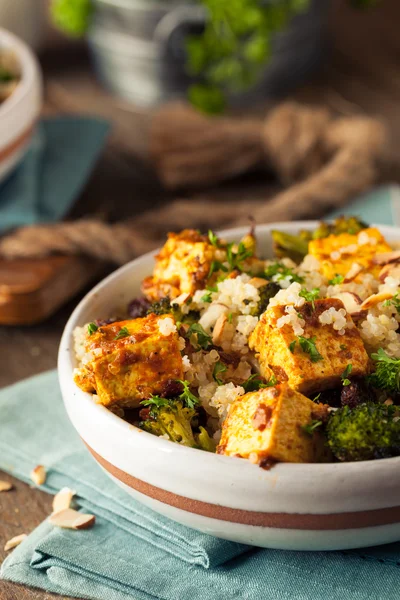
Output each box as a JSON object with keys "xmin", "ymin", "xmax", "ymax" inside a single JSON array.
[
  {"xmin": 52, "ymin": 487, "xmax": 76, "ymax": 514},
  {"xmin": 49, "ymin": 508, "xmax": 95, "ymax": 530},
  {"xmin": 4, "ymin": 533, "xmax": 27, "ymax": 551}
]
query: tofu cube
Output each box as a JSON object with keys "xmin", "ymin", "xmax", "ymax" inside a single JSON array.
[
  {"xmin": 308, "ymin": 227, "xmax": 391, "ymax": 281},
  {"xmin": 74, "ymin": 314, "xmax": 184, "ymax": 408},
  {"xmin": 217, "ymin": 384, "xmax": 331, "ymax": 464},
  {"xmin": 249, "ymin": 298, "xmax": 369, "ymax": 395},
  {"xmin": 141, "ymin": 229, "xmax": 215, "ymax": 301}
]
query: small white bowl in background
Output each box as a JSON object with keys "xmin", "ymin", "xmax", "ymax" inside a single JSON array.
[
  {"xmin": 59, "ymin": 222, "xmax": 400, "ymax": 551},
  {"xmin": 0, "ymin": 28, "xmax": 42, "ymax": 185}
]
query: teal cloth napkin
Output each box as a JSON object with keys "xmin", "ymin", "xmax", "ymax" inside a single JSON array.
[
  {"xmin": 2, "ymin": 185, "xmax": 400, "ymax": 599},
  {"xmin": 0, "ymin": 117, "xmax": 110, "ymax": 233}
]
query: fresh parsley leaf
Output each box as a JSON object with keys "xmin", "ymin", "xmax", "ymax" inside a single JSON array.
[
  {"xmin": 288, "ymin": 340, "xmax": 296, "ymax": 353},
  {"xmin": 114, "ymin": 326, "xmax": 130, "ymax": 340},
  {"xmin": 383, "ymin": 293, "xmax": 400, "ymax": 315},
  {"xmin": 227, "ymin": 313, "xmax": 233, "ymax": 324},
  {"xmin": 225, "ymin": 241, "xmax": 254, "ymax": 272},
  {"xmin": 208, "ymin": 230, "xmax": 220, "ymax": 247},
  {"xmin": 302, "ymin": 420, "xmax": 323, "ymax": 436},
  {"xmin": 208, "ymin": 260, "xmax": 228, "ymax": 279},
  {"xmin": 299, "ymin": 288, "xmax": 320, "ymax": 309},
  {"xmin": 264, "ymin": 262, "xmax": 304, "ymax": 284},
  {"xmin": 313, "ymin": 393, "xmax": 321, "ymax": 402},
  {"xmin": 87, "ymin": 322, "xmax": 98, "ymax": 335},
  {"xmin": 200, "ymin": 292, "xmax": 212, "ymax": 303},
  {"xmin": 340, "ymin": 344, "xmax": 347, "ymax": 351},
  {"xmin": 187, "ymin": 323, "xmax": 212, "ymax": 349},
  {"xmin": 140, "ymin": 395, "xmax": 170, "ymax": 409},
  {"xmin": 370, "ymin": 348, "xmax": 400, "ymax": 392},
  {"xmin": 242, "ymin": 373, "xmax": 277, "ymax": 393},
  {"xmin": 329, "ymin": 274, "xmax": 345, "ymax": 285},
  {"xmin": 206, "ymin": 284, "xmax": 218, "ymax": 292},
  {"xmin": 213, "ymin": 361, "xmax": 227, "ymax": 385},
  {"xmin": 298, "ymin": 336, "xmax": 323, "ymax": 363},
  {"xmin": 341, "ymin": 364, "xmax": 353, "ymax": 386},
  {"xmin": 176, "ymin": 379, "xmax": 200, "ymax": 409}
]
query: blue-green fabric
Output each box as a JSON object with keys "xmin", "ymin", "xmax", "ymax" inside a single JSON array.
[
  {"xmin": 0, "ymin": 117, "xmax": 110, "ymax": 233},
  {"xmin": 2, "ymin": 186, "xmax": 400, "ymax": 599}
]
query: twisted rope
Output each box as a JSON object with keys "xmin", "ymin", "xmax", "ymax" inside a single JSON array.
[{"xmin": 0, "ymin": 102, "xmax": 386, "ymax": 265}]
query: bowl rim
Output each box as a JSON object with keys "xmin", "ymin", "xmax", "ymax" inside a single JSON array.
[
  {"xmin": 58, "ymin": 220, "xmax": 400, "ymax": 476},
  {"xmin": 0, "ymin": 27, "xmax": 39, "ymax": 118}
]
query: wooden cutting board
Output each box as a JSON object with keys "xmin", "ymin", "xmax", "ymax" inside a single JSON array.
[{"xmin": 0, "ymin": 255, "xmax": 103, "ymax": 325}]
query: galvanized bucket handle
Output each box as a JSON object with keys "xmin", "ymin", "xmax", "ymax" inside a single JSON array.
[{"xmin": 154, "ymin": 4, "xmax": 206, "ymax": 60}]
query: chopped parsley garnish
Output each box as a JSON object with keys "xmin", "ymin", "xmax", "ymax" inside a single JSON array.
[
  {"xmin": 114, "ymin": 326, "xmax": 130, "ymax": 340},
  {"xmin": 208, "ymin": 230, "xmax": 220, "ymax": 247},
  {"xmin": 369, "ymin": 348, "xmax": 400, "ymax": 392},
  {"xmin": 242, "ymin": 373, "xmax": 277, "ymax": 392},
  {"xmin": 264, "ymin": 262, "xmax": 304, "ymax": 284},
  {"xmin": 299, "ymin": 288, "xmax": 320, "ymax": 310},
  {"xmin": 227, "ymin": 313, "xmax": 233, "ymax": 324},
  {"xmin": 187, "ymin": 323, "xmax": 212, "ymax": 349},
  {"xmin": 200, "ymin": 292, "xmax": 212, "ymax": 303},
  {"xmin": 329, "ymin": 274, "xmax": 344, "ymax": 285},
  {"xmin": 206, "ymin": 284, "xmax": 218, "ymax": 292},
  {"xmin": 208, "ymin": 260, "xmax": 228, "ymax": 278},
  {"xmin": 313, "ymin": 393, "xmax": 321, "ymax": 402},
  {"xmin": 176, "ymin": 379, "xmax": 201, "ymax": 409},
  {"xmin": 87, "ymin": 322, "xmax": 98, "ymax": 336},
  {"xmin": 340, "ymin": 344, "xmax": 347, "ymax": 351},
  {"xmin": 141, "ymin": 395, "xmax": 170, "ymax": 409},
  {"xmin": 226, "ymin": 241, "xmax": 254, "ymax": 271},
  {"xmin": 213, "ymin": 361, "xmax": 227, "ymax": 385},
  {"xmin": 341, "ymin": 364, "xmax": 353, "ymax": 386},
  {"xmin": 383, "ymin": 293, "xmax": 400, "ymax": 315},
  {"xmin": 288, "ymin": 340, "xmax": 296, "ymax": 353},
  {"xmin": 302, "ymin": 420, "xmax": 323, "ymax": 436},
  {"xmin": 298, "ymin": 336, "xmax": 323, "ymax": 363}
]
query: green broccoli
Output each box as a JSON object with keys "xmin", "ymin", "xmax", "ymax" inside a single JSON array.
[
  {"xmin": 369, "ymin": 348, "xmax": 400, "ymax": 393},
  {"xmin": 196, "ymin": 426, "xmax": 216, "ymax": 452},
  {"xmin": 252, "ymin": 281, "xmax": 281, "ymax": 316},
  {"xmin": 271, "ymin": 230, "xmax": 309, "ymax": 263},
  {"xmin": 146, "ymin": 297, "xmax": 199, "ymax": 325},
  {"xmin": 140, "ymin": 400, "xmax": 197, "ymax": 447},
  {"xmin": 332, "ymin": 216, "xmax": 367, "ymax": 236},
  {"xmin": 326, "ymin": 402, "xmax": 400, "ymax": 461}
]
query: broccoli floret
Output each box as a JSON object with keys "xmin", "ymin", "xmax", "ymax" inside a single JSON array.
[
  {"xmin": 332, "ymin": 216, "xmax": 367, "ymax": 236},
  {"xmin": 271, "ymin": 230, "xmax": 309, "ymax": 263},
  {"xmin": 195, "ymin": 426, "xmax": 216, "ymax": 452},
  {"xmin": 252, "ymin": 281, "xmax": 281, "ymax": 315},
  {"xmin": 140, "ymin": 400, "xmax": 197, "ymax": 447},
  {"xmin": 369, "ymin": 348, "xmax": 400, "ymax": 393},
  {"xmin": 146, "ymin": 297, "xmax": 199, "ymax": 325},
  {"xmin": 326, "ymin": 402, "xmax": 400, "ymax": 461}
]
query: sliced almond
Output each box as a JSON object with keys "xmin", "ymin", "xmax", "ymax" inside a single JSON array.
[
  {"xmin": 48, "ymin": 508, "xmax": 95, "ymax": 530},
  {"xmin": 212, "ymin": 314, "xmax": 228, "ymax": 345},
  {"xmin": 379, "ymin": 263, "xmax": 400, "ymax": 283},
  {"xmin": 52, "ymin": 487, "xmax": 76, "ymax": 514},
  {"xmin": 331, "ymin": 292, "xmax": 364, "ymax": 317},
  {"xmin": 360, "ymin": 291, "xmax": 394, "ymax": 311},
  {"xmin": 171, "ymin": 292, "xmax": 191, "ymax": 306},
  {"xmin": 0, "ymin": 480, "xmax": 13, "ymax": 492},
  {"xmin": 248, "ymin": 277, "xmax": 268, "ymax": 289},
  {"xmin": 372, "ymin": 251, "xmax": 400, "ymax": 265},
  {"xmin": 30, "ymin": 465, "xmax": 46, "ymax": 486},
  {"xmin": 199, "ymin": 303, "xmax": 228, "ymax": 332},
  {"xmin": 343, "ymin": 263, "xmax": 363, "ymax": 283},
  {"xmin": 4, "ymin": 533, "xmax": 27, "ymax": 552}
]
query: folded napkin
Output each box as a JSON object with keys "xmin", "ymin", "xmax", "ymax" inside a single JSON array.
[
  {"xmin": 2, "ymin": 186, "xmax": 400, "ymax": 599},
  {"xmin": 0, "ymin": 117, "xmax": 110, "ymax": 233}
]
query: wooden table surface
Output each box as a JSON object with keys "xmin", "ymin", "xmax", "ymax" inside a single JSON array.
[{"xmin": 3, "ymin": 0, "xmax": 400, "ymax": 597}]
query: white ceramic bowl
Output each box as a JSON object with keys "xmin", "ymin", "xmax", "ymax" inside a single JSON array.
[
  {"xmin": 59, "ymin": 222, "xmax": 400, "ymax": 551},
  {"xmin": 0, "ymin": 28, "xmax": 42, "ymax": 184}
]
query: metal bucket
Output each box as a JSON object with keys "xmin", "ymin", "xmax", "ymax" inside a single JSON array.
[{"xmin": 88, "ymin": 0, "xmax": 331, "ymax": 107}]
